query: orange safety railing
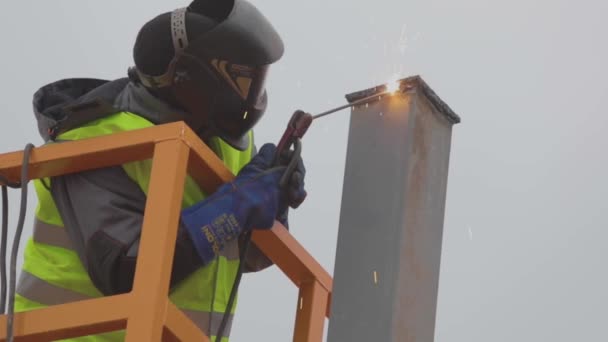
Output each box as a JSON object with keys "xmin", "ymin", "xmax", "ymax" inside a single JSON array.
[{"xmin": 0, "ymin": 122, "xmax": 333, "ymax": 341}]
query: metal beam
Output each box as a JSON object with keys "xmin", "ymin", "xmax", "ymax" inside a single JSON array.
[{"xmin": 327, "ymin": 76, "xmax": 460, "ymax": 342}]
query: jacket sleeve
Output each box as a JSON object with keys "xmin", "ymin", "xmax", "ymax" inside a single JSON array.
[{"xmin": 50, "ymin": 165, "xmax": 205, "ymax": 296}]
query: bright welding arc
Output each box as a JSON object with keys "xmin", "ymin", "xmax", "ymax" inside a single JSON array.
[{"xmin": 385, "ymin": 79, "xmax": 401, "ymax": 94}]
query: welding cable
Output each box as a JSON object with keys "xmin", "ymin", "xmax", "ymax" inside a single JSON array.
[
  {"xmin": 279, "ymin": 139, "xmax": 302, "ymax": 188},
  {"xmin": 0, "ymin": 173, "xmax": 22, "ymax": 315},
  {"xmin": 1, "ymin": 185, "xmax": 8, "ymax": 313},
  {"xmin": 6, "ymin": 143, "xmax": 34, "ymax": 342},
  {"xmin": 215, "ymin": 230, "xmax": 252, "ymax": 342}
]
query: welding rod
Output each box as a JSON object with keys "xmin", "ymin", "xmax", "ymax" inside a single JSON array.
[{"xmin": 312, "ymin": 91, "xmax": 391, "ymax": 120}]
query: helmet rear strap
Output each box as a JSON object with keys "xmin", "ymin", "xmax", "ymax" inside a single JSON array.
[{"xmin": 136, "ymin": 8, "xmax": 189, "ymax": 89}]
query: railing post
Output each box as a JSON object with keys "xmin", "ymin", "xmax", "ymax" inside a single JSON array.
[
  {"xmin": 124, "ymin": 139, "xmax": 190, "ymax": 341},
  {"xmin": 293, "ymin": 280, "xmax": 328, "ymax": 342}
]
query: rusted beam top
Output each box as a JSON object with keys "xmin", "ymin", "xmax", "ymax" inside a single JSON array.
[
  {"xmin": 0, "ymin": 122, "xmax": 187, "ymax": 184},
  {"xmin": 0, "ymin": 294, "xmax": 130, "ymax": 341}
]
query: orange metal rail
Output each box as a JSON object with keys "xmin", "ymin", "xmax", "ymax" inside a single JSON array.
[{"xmin": 0, "ymin": 122, "xmax": 332, "ymax": 341}]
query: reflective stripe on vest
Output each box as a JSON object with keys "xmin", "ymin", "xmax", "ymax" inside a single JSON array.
[
  {"xmin": 17, "ymin": 112, "xmax": 253, "ymax": 341},
  {"xmin": 182, "ymin": 310, "xmax": 234, "ymax": 338},
  {"xmin": 31, "ymin": 218, "xmax": 241, "ymax": 260},
  {"xmin": 17, "ymin": 270, "xmax": 93, "ymax": 305},
  {"xmin": 16, "ymin": 270, "xmax": 234, "ymax": 337},
  {"xmin": 32, "ymin": 218, "xmax": 72, "ymax": 249}
]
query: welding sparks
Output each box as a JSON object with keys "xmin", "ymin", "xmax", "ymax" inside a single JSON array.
[
  {"xmin": 386, "ymin": 81, "xmax": 400, "ymax": 93},
  {"xmin": 385, "ymin": 74, "xmax": 402, "ymax": 94}
]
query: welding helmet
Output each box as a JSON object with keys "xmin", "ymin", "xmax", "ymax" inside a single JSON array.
[{"xmin": 132, "ymin": 0, "xmax": 284, "ymax": 150}]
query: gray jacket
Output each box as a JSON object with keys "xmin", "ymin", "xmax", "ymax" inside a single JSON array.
[{"xmin": 32, "ymin": 77, "xmax": 273, "ymax": 295}]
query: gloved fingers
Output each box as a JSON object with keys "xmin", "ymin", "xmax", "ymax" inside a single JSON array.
[
  {"xmin": 277, "ymin": 148, "xmax": 305, "ymax": 168},
  {"xmin": 253, "ymin": 143, "xmax": 277, "ymax": 168},
  {"xmin": 293, "ymin": 153, "xmax": 306, "ymax": 177},
  {"xmin": 238, "ymin": 143, "xmax": 278, "ymax": 176},
  {"xmin": 288, "ymin": 189, "xmax": 307, "ymax": 209},
  {"xmin": 287, "ymin": 171, "xmax": 307, "ymax": 208},
  {"xmin": 277, "ymin": 148, "xmax": 293, "ymax": 166},
  {"xmin": 256, "ymin": 164, "xmax": 287, "ymax": 176},
  {"xmin": 290, "ymin": 157, "xmax": 307, "ymax": 209},
  {"xmin": 278, "ymin": 151, "xmax": 305, "ymax": 185},
  {"xmin": 276, "ymin": 150, "xmax": 289, "ymax": 167},
  {"xmin": 276, "ymin": 206, "xmax": 289, "ymax": 228},
  {"xmin": 277, "ymin": 151, "xmax": 306, "ymax": 208}
]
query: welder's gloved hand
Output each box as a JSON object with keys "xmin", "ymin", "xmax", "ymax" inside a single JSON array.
[
  {"xmin": 276, "ymin": 148, "xmax": 307, "ymax": 228},
  {"xmin": 181, "ymin": 143, "xmax": 286, "ymax": 263},
  {"xmin": 280, "ymin": 149, "xmax": 307, "ymax": 209}
]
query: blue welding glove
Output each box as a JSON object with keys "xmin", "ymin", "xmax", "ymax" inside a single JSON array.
[
  {"xmin": 276, "ymin": 149, "xmax": 307, "ymax": 228},
  {"xmin": 181, "ymin": 143, "xmax": 287, "ymax": 263}
]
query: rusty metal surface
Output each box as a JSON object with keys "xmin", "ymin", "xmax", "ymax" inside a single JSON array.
[
  {"xmin": 293, "ymin": 281, "xmax": 328, "ymax": 342},
  {"xmin": 0, "ymin": 294, "xmax": 130, "ymax": 341},
  {"xmin": 0, "ymin": 121, "xmax": 334, "ymax": 341},
  {"xmin": 327, "ymin": 78, "xmax": 458, "ymax": 342}
]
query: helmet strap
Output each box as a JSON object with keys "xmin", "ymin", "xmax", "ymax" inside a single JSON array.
[
  {"xmin": 135, "ymin": 7, "xmax": 190, "ymax": 89},
  {"xmin": 171, "ymin": 7, "xmax": 189, "ymax": 53}
]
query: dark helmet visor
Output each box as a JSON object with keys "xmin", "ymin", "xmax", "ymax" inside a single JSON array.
[
  {"xmin": 171, "ymin": 52, "xmax": 270, "ymax": 150},
  {"xmin": 204, "ymin": 61, "xmax": 269, "ymax": 149}
]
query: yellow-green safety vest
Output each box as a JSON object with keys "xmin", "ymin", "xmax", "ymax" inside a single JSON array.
[{"xmin": 15, "ymin": 111, "xmax": 253, "ymax": 341}]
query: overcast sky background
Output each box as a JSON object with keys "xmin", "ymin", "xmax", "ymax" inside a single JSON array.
[{"xmin": 1, "ymin": 0, "xmax": 607, "ymax": 341}]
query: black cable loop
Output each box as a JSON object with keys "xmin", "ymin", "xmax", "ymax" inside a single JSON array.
[{"xmin": 5, "ymin": 143, "xmax": 34, "ymax": 342}]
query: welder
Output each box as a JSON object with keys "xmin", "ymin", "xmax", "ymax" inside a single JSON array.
[{"xmin": 15, "ymin": 1, "xmax": 306, "ymax": 341}]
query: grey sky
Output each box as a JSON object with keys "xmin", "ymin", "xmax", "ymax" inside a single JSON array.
[{"xmin": 1, "ymin": 0, "xmax": 607, "ymax": 341}]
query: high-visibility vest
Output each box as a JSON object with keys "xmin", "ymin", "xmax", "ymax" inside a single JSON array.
[{"xmin": 15, "ymin": 111, "xmax": 253, "ymax": 341}]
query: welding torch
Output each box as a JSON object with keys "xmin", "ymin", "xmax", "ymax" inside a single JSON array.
[{"xmin": 273, "ymin": 81, "xmax": 403, "ymax": 182}]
